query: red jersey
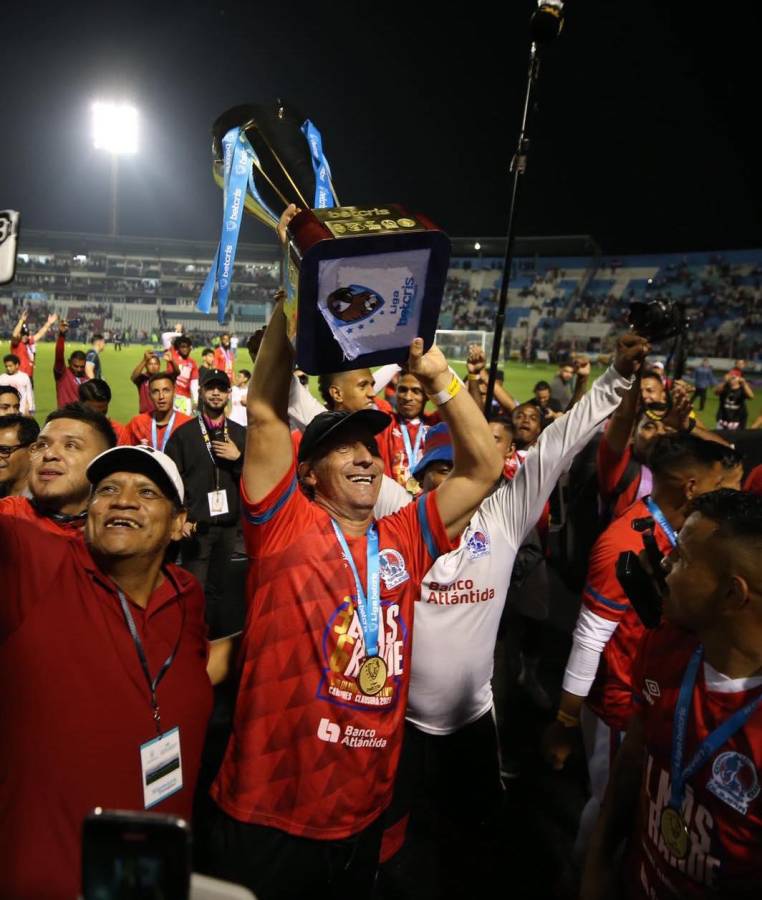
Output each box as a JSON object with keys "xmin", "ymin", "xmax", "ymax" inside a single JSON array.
[
  {"xmin": 211, "ymin": 461, "xmax": 455, "ymax": 840},
  {"xmin": 125, "ymin": 411, "xmax": 192, "ymax": 449},
  {"xmin": 213, "ymin": 345, "xmax": 235, "ymax": 379},
  {"xmin": 111, "ymin": 418, "xmax": 129, "ymax": 446},
  {"xmin": 378, "ymin": 411, "xmax": 440, "ymax": 489},
  {"xmin": 10, "ymin": 336, "xmax": 35, "ymax": 377},
  {"xmin": 584, "ymin": 498, "xmax": 674, "ymax": 731},
  {"xmin": 135, "ymin": 373, "xmax": 154, "ymax": 414},
  {"xmin": 597, "ymin": 435, "xmax": 650, "ymax": 521},
  {"xmin": 626, "ymin": 625, "xmax": 762, "ymax": 899},
  {"xmin": 53, "ymin": 334, "xmax": 89, "ymax": 407},
  {"xmin": 170, "ymin": 350, "xmax": 199, "ymax": 399},
  {"xmin": 0, "ymin": 518, "xmax": 212, "ymax": 900},
  {"xmin": 0, "ymin": 495, "xmax": 86, "ymax": 537}
]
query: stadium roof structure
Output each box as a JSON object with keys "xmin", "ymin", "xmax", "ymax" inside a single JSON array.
[{"xmin": 17, "ymin": 229, "xmax": 280, "ymax": 265}]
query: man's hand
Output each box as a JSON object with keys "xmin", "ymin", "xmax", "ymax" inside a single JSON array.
[
  {"xmin": 211, "ymin": 438, "xmax": 242, "ymax": 461},
  {"xmin": 542, "ymin": 720, "xmax": 580, "ymax": 771},
  {"xmin": 466, "ymin": 344, "xmax": 486, "ymax": 376},
  {"xmin": 575, "ymin": 358, "xmax": 592, "ymax": 379},
  {"xmin": 277, "ymin": 204, "xmax": 301, "ymax": 246},
  {"xmin": 181, "ymin": 521, "xmax": 196, "ymax": 539},
  {"xmin": 58, "ymin": 320, "xmax": 69, "ymax": 335},
  {"xmin": 662, "ymin": 383, "xmax": 693, "ymax": 432},
  {"xmin": 407, "ymin": 338, "xmax": 450, "ymax": 394},
  {"xmin": 613, "ymin": 333, "xmax": 650, "ymax": 378},
  {"xmin": 45, "ymin": 313, "xmax": 58, "ymax": 327},
  {"xmin": 144, "ymin": 349, "xmax": 155, "ymax": 361}
]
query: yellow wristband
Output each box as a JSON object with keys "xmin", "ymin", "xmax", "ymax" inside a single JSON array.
[
  {"xmin": 432, "ymin": 374, "xmax": 462, "ymax": 406},
  {"xmin": 467, "ymin": 373, "xmax": 480, "ymax": 381}
]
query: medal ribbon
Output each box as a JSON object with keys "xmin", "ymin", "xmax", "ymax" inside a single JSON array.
[
  {"xmin": 117, "ymin": 589, "xmax": 184, "ymax": 736},
  {"xmin": 301, "ymin": 119, "xmax": 335, "ymax": 209},
  {"xmin": 644, "ymin": 495, "xmax": 678, "ymax": 548},
  {"xmin": 400, "ymin": 421, "xmax": 425, "ymax": 471},
  {"xmin": 669, "ymin": 643, "xmax": 762, "ymax": 813},
  {"xmin": 197, "ymin": 128, "xmax": 278, "ymax": 324},
  {"xmin": 331, "ymin": 520, "xmax": 381, "ymax": 659},
  {"xmin": 151, "ymin": 411, "xmax": 177, "ymax": 452}
]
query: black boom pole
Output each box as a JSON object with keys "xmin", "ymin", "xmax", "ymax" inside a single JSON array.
[{"xmin": 484, "ymin": 1, "xmax": 565, "ymax": 416}]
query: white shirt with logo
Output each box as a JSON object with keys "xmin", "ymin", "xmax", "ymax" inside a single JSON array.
[{"xmin": 406, "ymin": 365, "xmax": 632, "ymax": 735}]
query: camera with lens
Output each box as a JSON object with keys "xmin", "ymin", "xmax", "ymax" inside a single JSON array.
[
  {"xmin": 628, "ymin": 298, "xmax": 689, "ymax": 342},
  {"xmin": 616, "ymin": 517, "xmax": 668, "ymax": 628}
]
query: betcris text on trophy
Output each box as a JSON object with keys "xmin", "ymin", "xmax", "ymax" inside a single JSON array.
[{"xmin": 202, "ymin": 102, "xmax": 450, "ymax": 375}]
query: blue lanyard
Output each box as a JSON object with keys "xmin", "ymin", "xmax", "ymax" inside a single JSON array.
[
  {"xmin": 669, "ymin": 643, "xmax": 762, "ymax": 812},
  {"xmin": 400, "ymin": 421, "xmax": 425, "ymax": 469},
  {"xmin": 151, "ymin": 411, "xmax": 176, "ymax": 452},
  {"xmin": 331, "ymin": 520, "xmax": 381, "ymax": 658},
  {"xmin": 644, "ymin": 496, "xmax": 678, "ymax": 548},
  {"xmin": 301, "ymin": 119, "xmax": 335, "ymax": 209},
  {"xmin": 197, "ymin": 128, "xmax": 278, "ymax": 324}
]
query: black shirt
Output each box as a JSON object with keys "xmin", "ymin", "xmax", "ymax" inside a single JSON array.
[{"xmin": 165, "ymin": 416, "xmax": 246, "ymax": 528}]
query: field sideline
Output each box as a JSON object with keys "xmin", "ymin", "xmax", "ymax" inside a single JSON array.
[{"xmin": 18, "ymin": 341, "xmax": 755, "ymax": 430}]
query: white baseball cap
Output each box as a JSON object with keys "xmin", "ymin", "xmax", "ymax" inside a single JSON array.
[{"xmin": 86, "ymin": 445, "xmax": 185, "ymax": 505}]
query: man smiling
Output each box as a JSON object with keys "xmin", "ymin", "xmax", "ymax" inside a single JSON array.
[
  {"xmin": 0, "ymin": 402, "xmax": 116, "ymax": 535},
  {"xmin": 208, "ymin": 245, "xmax": 502, "ymax": 900},
  {"xmin": 0, "ymin": 445, "xmax": 213, "ymax": 900}
]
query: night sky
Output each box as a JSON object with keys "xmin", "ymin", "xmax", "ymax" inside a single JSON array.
[{"xmin": 2, "ymin": 0, "xmax": 760, "ymax": 254}]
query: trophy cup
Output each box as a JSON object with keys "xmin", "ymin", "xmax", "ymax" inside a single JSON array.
[{"xmin": 200, "ymin": 101, "xmax": 450, "ymax": 373}]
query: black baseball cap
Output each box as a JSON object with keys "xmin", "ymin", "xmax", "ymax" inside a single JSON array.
[
  {"xmin": 200, "ymin": 368, "xmax": 231, "ymax": 390},
  {"xmin": 298, "ymin": 409, "xmax": 391, "ymax": 463}
]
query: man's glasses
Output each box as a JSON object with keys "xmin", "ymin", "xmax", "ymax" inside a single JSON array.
[{"xmin": 0, "ymin": 444, "xmax": 27, "ymax": 459}]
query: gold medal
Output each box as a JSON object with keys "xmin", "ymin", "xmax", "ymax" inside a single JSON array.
[
  {"xmin": 357, "ymin": 656, "xmax": 388, "ymax": 696},
  {"xmin": 660, "ymin": 806, "xmax": 689, "ymax": 860},
  {"xmin": 405, "ymin": 476, "xmax": 420, "ymax": 495}
]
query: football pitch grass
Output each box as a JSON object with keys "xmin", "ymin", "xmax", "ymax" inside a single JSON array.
[{"xmin": 22, "ymin": 340, "xmax": 754, "ymax": 430}]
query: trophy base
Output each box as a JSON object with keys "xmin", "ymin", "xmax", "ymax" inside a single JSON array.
[{"xmin": 285, "ymin": 205, "xmax": 450, "ymax": 375}]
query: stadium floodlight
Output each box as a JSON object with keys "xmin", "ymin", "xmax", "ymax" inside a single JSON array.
[
  {"xmin": 474, "ymin": 242, "xmax": 481, "ymax": 251},
  {"xmin": 92, "ymin": 102, "xmax": 139, "ymax": 155}
]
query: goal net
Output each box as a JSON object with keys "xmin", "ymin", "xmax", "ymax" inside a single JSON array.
[{"xmin": 434, "ymin": 329, "xmax": 493, "ymax": 362}]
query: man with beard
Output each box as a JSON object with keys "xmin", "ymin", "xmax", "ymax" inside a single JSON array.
[
  {"xmin": 125, "ymin": 372, "xmax": 191, "ymax": 449},
  {"xmin": 130, "ymin": 348, "xmax": 165, "ymax": 414},
  {"xmin": 165, "ymin": 369, "xmax": 245, "ymax": 634},
  {"xmin": 0, "ymin": 445, "xmax": 213, "ymax": 900},
  {"xmin": 169, "ymin": 335, "xmax": 199, "ymax": 415},
  {"xmin": 0, "ymin": 414, "xmax": 39, "ymax": 498},
  {"xmin": 0, "ymin": 403, "xmax": 116, "ymax": 535},
  {"xmin": 53, "ymin": 319, "xmax": 89, "ymax": 407},
  {"xmin": 583, "ymin": 490, "xmax": 762, "ymax": 900},
  {"xmin": 213, "ymin": 332, "xmax": 236, "ymax": 381},
  {"xmin": 377, "ymin": 368, "xmax": 440, "ymax": 492},
  {"xmin": 543, "ymin": 434, "xmax": 735, "ymax": 855}
]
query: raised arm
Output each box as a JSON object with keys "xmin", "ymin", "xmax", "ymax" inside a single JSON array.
[
  {"xmin": 600, "ymin": 372, "xmax": 640, "ymax": 456},
  {"xmin": 54, "ymin": 323, "xmax": 68, "ymax": 379},
  {"xmin": 567, "ymin": 357, "xmax": 591, "ymax": 410},
  {"xmin": 243, "ymin": 293, "xmax": 295, "ymax": 503},
  {"xmin": 10, "ymin": 311, "xmax": 27, "ymax": 345},
  {"xmin": 410, "ymin": 342, "xmax": 503, "ymax": 539},
  {"xmin": 130, "ymin": 350, "xmax": 152, "ymax": 385},
  {"xmin": 32, "ymin": 313, "xmax": 58, "ymax": 343}
]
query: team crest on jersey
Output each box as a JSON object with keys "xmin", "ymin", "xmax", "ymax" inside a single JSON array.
[
  {"xmin": 466, "ymin": 529, "xmax": 490, "ymax": 560},
  {"xmin": 707, "ymin": 751, "xmax": 760, "ymax": 814},
  {"xmin": 379, "ymin": 549, "xmax": 409, "ymax": 589}
]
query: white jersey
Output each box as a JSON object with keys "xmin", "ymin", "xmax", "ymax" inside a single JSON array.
[
  {"xmin": 0, "ymin": 371, "xmax": 35, "ymax": 414},
  {"xmin": 406, "ymin": 365, "xmax": 632, "ymax": 735},
  {"xmin": 229, "ymin": 384, "xmax": 248, "ymax": 427}
]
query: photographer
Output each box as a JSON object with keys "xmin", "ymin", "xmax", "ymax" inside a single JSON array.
[
  {"xmin": 164, "ymin": 369, "xmax": 245, "ymax": 635},
  {"xmin": 544, "ymin": 434, "xmax": 736, "ymax": 854},
  {"xmin": 582, "ymin": 490, "xmax": 762, "ymax": 900},
  {"xmin": 715, "ymin": 371, "xmax": 753, "ymax": 431}
]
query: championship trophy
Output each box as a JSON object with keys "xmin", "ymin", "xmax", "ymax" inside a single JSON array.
[{"xmin": 199, "ymin": 101, "xmax": 450, "ymax": 374}]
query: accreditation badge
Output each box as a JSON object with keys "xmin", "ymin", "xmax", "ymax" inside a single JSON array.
[
  {"xmin": 140, "ymin": 727, "xmax": 183, "ymax": 810},
  {"xmin": 208, "ymin": 489, "xmax": 229, "ymax": 516}
]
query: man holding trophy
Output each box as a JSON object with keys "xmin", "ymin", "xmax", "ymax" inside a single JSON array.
[{"xmin": 195, "ymin": 104, "xmax": 502, "ymax": 898}]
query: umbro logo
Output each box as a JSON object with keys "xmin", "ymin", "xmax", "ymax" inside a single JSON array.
[
  {"xmin": 645, "ymin": 679, "xmax": 661, "ymax": 698},
  {"xmin": 317, "ymin": 717, "xmax": 340, "ymax": 743}
]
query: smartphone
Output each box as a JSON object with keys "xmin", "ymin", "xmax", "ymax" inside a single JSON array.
[
  {"xmin": 82, "ymin": 808, "xmax": 191, "ymax": 900},
  {"xmin": 209, "ymin": 427, "xmax": 225, "ymax": 444},
  {"xmin": 616, "ymin": 550, "xmax": 663, "ymax": 629},
  {"xmin": 0, "ymin": 210, "xmax": 20, "ymax": 285}
]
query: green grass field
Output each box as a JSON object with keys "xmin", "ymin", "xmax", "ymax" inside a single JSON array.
[{"xmin": 20, "ymin": 341, "xmax": 757, "ymax": 429}]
